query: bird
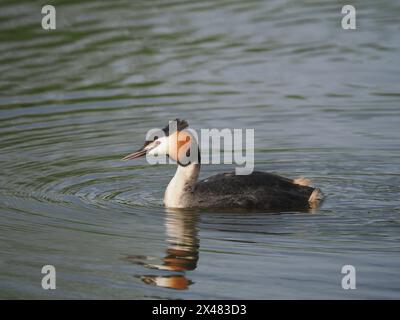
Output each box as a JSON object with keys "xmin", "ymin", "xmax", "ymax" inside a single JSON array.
[{"xmin": 122, "ymin": 119, "xmax": 322, "ymax": 211}]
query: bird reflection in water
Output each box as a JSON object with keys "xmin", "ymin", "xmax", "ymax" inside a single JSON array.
[{"xmin": 124, "ymin": 209, "xmax": 199, "ymax": 290}]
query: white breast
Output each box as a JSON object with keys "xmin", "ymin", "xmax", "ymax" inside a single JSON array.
[
  {"xmin": 163, "ymin": 163, "xmax": 200, "ymax": 208},
  {"xmin": 164, "ymin": 176, "xmax": 187, "ymax": 208}
]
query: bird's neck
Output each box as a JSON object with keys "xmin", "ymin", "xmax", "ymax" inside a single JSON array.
[{"xmin": 164, "ymin": 163, "xmax": 200, "ymax": 208}]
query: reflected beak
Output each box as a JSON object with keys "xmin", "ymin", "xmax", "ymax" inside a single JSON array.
[{"xmin": 122, "ymin": 147, "xmax": 147, "ymax": 161}]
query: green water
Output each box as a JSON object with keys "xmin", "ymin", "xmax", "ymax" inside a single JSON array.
[{"xmin": 0, "ymin": 0, "xmax": 399, "ymax": 299}]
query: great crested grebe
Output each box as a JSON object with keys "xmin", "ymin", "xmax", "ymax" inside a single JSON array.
[{"xmin": 122, "ymin": 119, "xmax": 322, "ymax": 211}]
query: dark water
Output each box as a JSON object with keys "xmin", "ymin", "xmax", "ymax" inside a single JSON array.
[{"xmin": 1, "ymin": 0, "xmax": 399, "ymax": 299}]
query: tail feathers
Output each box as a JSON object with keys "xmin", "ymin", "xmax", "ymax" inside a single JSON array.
[
  {"xmin": 308, "ymin": 188, "xmax": 323, "ymax": 208},
  {"xmin": 293, "ymin": 177, "xmax": 324, "ymax": 209}
]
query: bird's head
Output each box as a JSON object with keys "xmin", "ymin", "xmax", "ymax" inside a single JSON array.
[{"xmin": 122, "ymin": 119, "xmax": 198, "ymax": 165}]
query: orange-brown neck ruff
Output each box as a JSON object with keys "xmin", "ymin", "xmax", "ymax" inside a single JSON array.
[{"xmin": 168, "ymin": 131, "xmax": 200, "ymax": 166}]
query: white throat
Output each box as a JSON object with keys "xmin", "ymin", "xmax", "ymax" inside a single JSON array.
[{"xmin": 164, "ymin": 163, "xmax": 200, "ymax": 208}]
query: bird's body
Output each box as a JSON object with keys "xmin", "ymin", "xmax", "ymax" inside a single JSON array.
[
  {"xmin": 123, "ymin": 119, "xmax": 322, "ymax": 211},
  {"xmin": 194, "ymin": 171, "xmax": 316, "ymax": 210},
  {"xmin": 163, "ymin": 162, "xmax": 320, "ymax": 210}
]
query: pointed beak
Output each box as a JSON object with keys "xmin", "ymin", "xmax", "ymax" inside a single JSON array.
[
  {"xmin": 122, "ymin": 140, "xmax": 160, "ymax": 161},
  {"xmin": 122, "ymin": 147, "xmax": 147, "ymax": 161}
]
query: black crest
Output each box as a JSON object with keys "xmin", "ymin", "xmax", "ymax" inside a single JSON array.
[{"xmin": 162, "ymin": 118, "xmax": 189, "ymax": 136}]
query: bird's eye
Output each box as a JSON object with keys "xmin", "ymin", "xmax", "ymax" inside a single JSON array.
[
  {"xmin": 185, "ymin": 136, "xmax": 190, "ymax": 142},
  {"xmin": 154, "ymin": 136, "xmax": 158, "ymax": 141}
]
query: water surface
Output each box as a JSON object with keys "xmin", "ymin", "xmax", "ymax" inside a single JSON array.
[{"xmin": 0, "ymin": 0, "xmax": 399, "ymax": 299}]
